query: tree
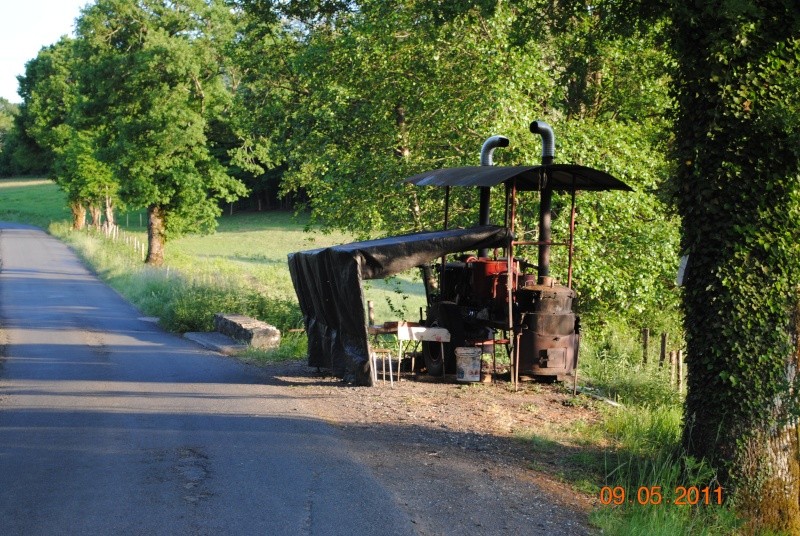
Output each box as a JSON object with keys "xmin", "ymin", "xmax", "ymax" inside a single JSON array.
[
  {"xmin": 0, "ymin": 119, "xmax": 52, "ymax": 178},
  {"xmin": 667, "ymin": 1, "xmax": 800, "ymax": 531},
  {"xmin": 0, "ymin": 98, "xmax": 16, "ymax": 150},
  {"xmin": 234, "ymin": 0, "xmax": 680, "ymax": 325},
  {"xmin": 55, "ymin": 130, "xmax": 118, "ymax": 230},
  {"xmin": 16, "ymin": 37, "xmax": 117, "ymax": 229},
  {"xmin": 227, "ymin": 4, "xmax": 303, "ymax": 211},
  {"xmin": 0, "ymin": 92, "xmax": 52, "ymax": 178},
  {"xmin": 76, "ymin": 0, "xmax": 247, "ymax": 265},
  {"xmin": 236, "ymin": 0, "xmax": 560, "ymax": 237},
  {"xmin": 0, "ymin": 98, "xmax": 20, "ymax": 176}
]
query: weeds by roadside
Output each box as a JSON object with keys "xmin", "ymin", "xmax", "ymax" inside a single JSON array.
[
  {"xmin": 50, "ymin": 221, "xmax": 305, "ymax": 356},
  {"xmin": 540, "ymin": 319, "xmax": 743, "ymax": 535}
]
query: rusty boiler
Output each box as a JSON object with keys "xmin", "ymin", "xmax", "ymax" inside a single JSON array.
[{"xmin": 516, "ymin": 276, "xmax": 578, "ymax": 380}]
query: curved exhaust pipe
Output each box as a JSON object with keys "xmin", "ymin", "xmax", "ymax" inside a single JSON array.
[
  {"xmin": 480, "ymin": 135, "xmax": 510, "ymax": 167},
  {"xmin": 478, "ymin": 136, "xmax": 509, "ymax": 257},
  {"xmin": 478, "ymin": 135, "xmax": 509, "ymax": 227},
  {"xmin": 530, "ymin": 121, "xmax": 554, "ymax": 165}
]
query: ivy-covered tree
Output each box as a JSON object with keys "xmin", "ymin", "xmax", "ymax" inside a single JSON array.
[
  {"xmin": 667, "ymin": 1, "xmax": 800, "ymax": 531},
  {"xmin": 76, "ymin": 0, "xmax": 247, "ymax": 265}
]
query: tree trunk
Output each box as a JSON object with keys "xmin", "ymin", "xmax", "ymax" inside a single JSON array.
[
  {"xmin": 70, "ymin": 201, "xmax": 86, "ymax": 231},
  {"xmin": 735, "ymin": 423, "xmax": 800, "ymax": 534},
  {"xmin": 145, "ymin": 205, "xmax": 166, "ymax": 266},
  {"xmin": 89, "ymin": 205, "xmax": 102, "ymax": 229},
  {"xmin": 732, "ymin": 303, "xmax": 800, "ymax": 532},
  {"xmin": 104, "ymin": 195, "xmax": 116, "ymax": 230},
  {"xmin": 670, "ymin": 2, "xmax": 800, "ymax": 531}
]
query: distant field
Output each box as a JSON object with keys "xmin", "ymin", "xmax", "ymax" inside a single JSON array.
[
  {"xmin": 0, "ymin": 178, "xmax": 70, "ymax": 228},
  {"xmin": 0, "ymin": 177, "xmax": 425, "ymax": 323},
  {"xmin": 169, "ymin": 212, "xmax": 427, "ymax": 321}
]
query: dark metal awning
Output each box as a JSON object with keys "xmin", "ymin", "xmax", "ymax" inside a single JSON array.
[{"xmin": 405, "ymin": 164, "xmax": 633, "ymax": 192}]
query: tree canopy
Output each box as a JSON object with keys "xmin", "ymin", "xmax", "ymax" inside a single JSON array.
[{"xmin": 229, "ymin": 0, "xmax": 680, "ymax": 322}]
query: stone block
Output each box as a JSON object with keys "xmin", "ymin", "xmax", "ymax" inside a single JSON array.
[{"xmin": 213, "ymin": 313, "xmax": 281, "ymax": 350}]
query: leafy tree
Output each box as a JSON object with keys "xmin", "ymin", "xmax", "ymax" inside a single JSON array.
[
  {"xmin": 0, "ymin": 98, "xmax": 16, "ymax": 149},
  {"xmin": 227, "ymin": 5, "xmax": 303, "ymax": 211},
  {"xmin": 234, "ymin": 0, "xmax": 679, "ymax": 326},
  {"xmin": 76, "ymin": 0, "xmax": 247, "ymax": 265},
  {"xmin": 666, "ymin": 1, "xmax": 800, "ymax": 531},
  {"xmin": 15, "ymin": 37, "xmax": 117, "ymax": 229},
  {"xmin": 0, "ymin": 119, "xmax": 52, "ymax": 178},
  {"xmin": 55, "ymin": 130, "xmax": 117, "ymax": 230},
  {"xmin": 0, "ymin": 98, "xmax": 21, "ymax": 176},
  {"xmin": 506, "ymin": 4, "xmax": 680, "ymax": 323},
  {"xmin": 236, "ymin": 0, "xmax": 556, "ymax": 237}
]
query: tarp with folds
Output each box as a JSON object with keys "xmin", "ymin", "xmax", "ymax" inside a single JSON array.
[{"xmin": 288, "ymin": 225, "xmax": 511, "ymax": 385}]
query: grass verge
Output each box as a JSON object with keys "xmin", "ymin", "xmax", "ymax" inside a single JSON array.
[{"xmin": 536, "ymin": 319, "xmax": 742, "ymax": 535}]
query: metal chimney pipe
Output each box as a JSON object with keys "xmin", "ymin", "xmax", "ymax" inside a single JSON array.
[
  {"xmin": 478, "ymin": 136, "xmax": 509, "ymax": 257},
  {"xmin": 480, "ymin": 135, "xmax": 509, "ymax": 167},
  {"xmin": 530, "ymin": 121, "xmax": 554, "ymax": 165},
  {"xmin": 530, "ymin": 121, "xmax": 555, "ymax": 279}
]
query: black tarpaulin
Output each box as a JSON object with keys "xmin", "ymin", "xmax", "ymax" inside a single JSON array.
[
  {"xmin": 288, "ymin": 225, "xmax": 511, "ymax": 385},
  {"xmin": 405, "ymin": 164, "xmax": 633, "ymax": 192}
]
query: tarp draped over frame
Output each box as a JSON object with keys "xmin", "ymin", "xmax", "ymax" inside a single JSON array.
[{"xmin": 288, "ymin": 226, "xmax": 512, "ymax": 384}]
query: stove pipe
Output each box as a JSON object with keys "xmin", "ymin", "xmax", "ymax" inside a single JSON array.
[
  {"xmin": 478, "ymin": 135, "xmax": 509, "ymax": 257},
  {"xmin": 530, "ymin": 121, "xmax": 555, "ymax": 279}
]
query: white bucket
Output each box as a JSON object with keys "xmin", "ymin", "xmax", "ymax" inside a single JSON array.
[{"xmin": 455, "ymin": 347, "xmax": 482, "ymax": 382}]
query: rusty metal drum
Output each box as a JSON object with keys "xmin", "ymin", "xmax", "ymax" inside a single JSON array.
[{"xmin": 517, "ymin": 278, "xmax": 578, "ymax": 379}]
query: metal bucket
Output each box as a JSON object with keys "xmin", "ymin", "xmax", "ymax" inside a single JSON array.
[{"xmin": 455, "ymin": 347, "xmax": 482, "ymax": 382}]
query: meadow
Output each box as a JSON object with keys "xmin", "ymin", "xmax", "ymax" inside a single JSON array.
[{"xmin": 0, "ymin": 177, "xmax": 742, "ymax": 534}]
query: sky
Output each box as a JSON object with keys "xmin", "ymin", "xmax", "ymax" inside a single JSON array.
[{"xmin": 0, "ymin": 0, "xmax": 91, "ymax": 103}]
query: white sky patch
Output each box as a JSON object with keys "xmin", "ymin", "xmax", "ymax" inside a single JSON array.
[{"xmin": 0, "ymin": 0, "xmax": 91, "ymax": 103}]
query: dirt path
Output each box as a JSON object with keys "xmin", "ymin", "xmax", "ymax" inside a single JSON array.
[{"xmin": 265, "ymin": 360, "xmax": 603, "ymax": 535}]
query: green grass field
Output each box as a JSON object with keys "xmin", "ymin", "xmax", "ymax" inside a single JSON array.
[
  {"xmin": 0, "ymin": 178, "xmax": 71, "ymax": 227},
  {"xmin": 169, "ymin": 211, "xmax": 427, "ymax": 320}
]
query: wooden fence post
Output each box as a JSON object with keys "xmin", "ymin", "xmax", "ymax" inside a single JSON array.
[
  {"xmin": 642, "ymin": 328, "xmax": 650, "ymax": 365},
  {"xmin": 670, "ymin": 351, "xmax": 677, "ymax": 386},
  {"xmin": 659, "ymin": 332, "xmax": 668, "ymax": 368}
]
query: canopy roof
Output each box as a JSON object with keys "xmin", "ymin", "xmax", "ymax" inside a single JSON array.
[
  {"xmin": 405, "ymin": 164, "xmax": 632, "ymax": 192},
  {"xmin": 289, "ymin": 226, "xmax": 512, "ymax": 385}
]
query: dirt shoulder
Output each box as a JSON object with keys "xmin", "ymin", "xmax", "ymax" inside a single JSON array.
[{"xmin": 264, "ymin": 360, "xmax": 605, "ymax": 535}]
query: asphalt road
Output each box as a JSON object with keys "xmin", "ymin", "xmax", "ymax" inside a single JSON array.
[{"xmin": 0, "ymin": 223, "xmax": 415, "ymax": 535}]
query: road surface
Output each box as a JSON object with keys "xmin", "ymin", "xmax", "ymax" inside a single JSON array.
[{"xmin": 0, "ymin": 223, "xmax": 415, "ymax": 535}]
